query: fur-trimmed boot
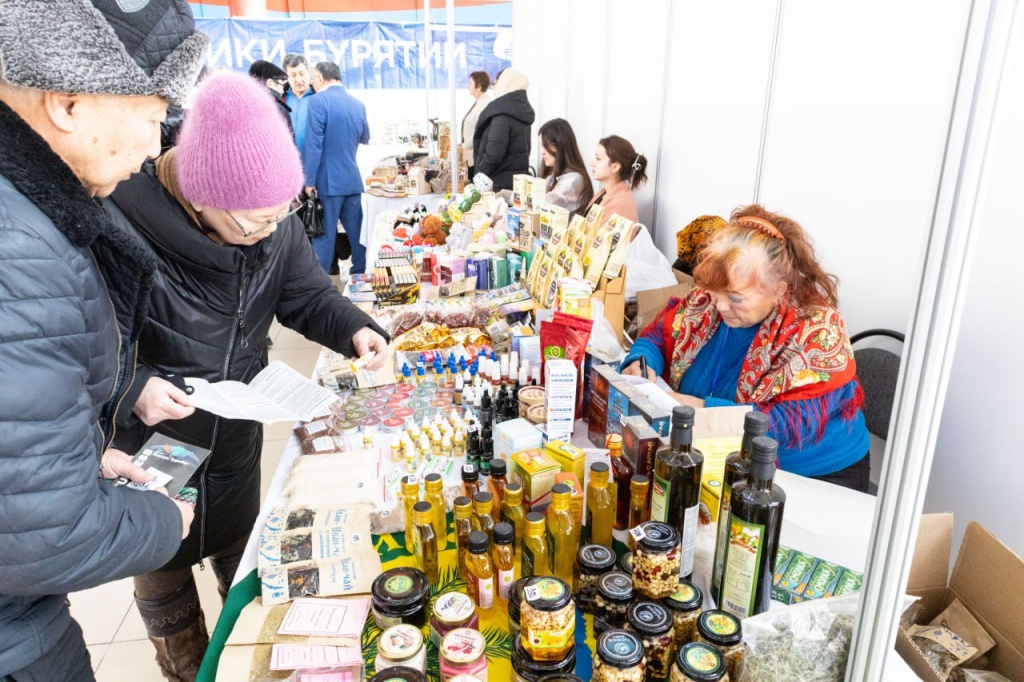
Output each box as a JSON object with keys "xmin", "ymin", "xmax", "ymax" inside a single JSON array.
[{"xmin": 135, "ymin": 576, "xmax": 210, "ymax": 682}]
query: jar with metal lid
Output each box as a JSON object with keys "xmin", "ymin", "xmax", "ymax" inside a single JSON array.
[
  {"xmin": 375, "ymin": 624, "xmax": 427, "ymax": 674},
  {"xmin": 594, "ymin": 571, "xmax": 635, "ymax": 635},
  {"xmin": 632, "ymin": 522, "xmax": 681, "ymax": 599},
  {"xmin": 662, "ymin": 581, "xmax": 703, "ymax": 647},
  {"xmin": 371, "ymin": 567, "xmax": 430, "ymax": 629},
  {"xmin": 507, "ymin": 577, "xmax": 530, "ymax": 638},
  {"xmin": 439, "ymin": 627, "xmax": 488, "ymax": 681},
  {"xmin": 619, "ymin": 551, "xmax": 633, "ymax": 576},
  {"xmin": 670, "ymin": 642, "xmax": 729, "ymax": 682},
  {"xmin": 625, "ymin": 601, "xmax": 675, "ymax": 679},
  {"xmin": 695, "ymin": 610, "xmax": 742, "ymax": 680},
  {"xmin": 573, "ymin": 544, "xmax": 616, "ymax": 613},
  {"xmin": 536, "ymin": 676, "xmax": 585, "ymax": 682},
  {"xmin": 521, "ymin": 577, "xmax": 575, "ymax": 661},
  {"xmin": 593, "ymin": 629, "xmax": 647, "ymax": 682},
  {"xmin": 430, "ymin": 591, "xmax": 480, "ymax": 647},
  {"xmin": 368, "ymin": 666, "xmax": 428, "ymax": 682},
  {"xmin": 511, "ymin": 634, "xmax": 577, "ymax": 682}
]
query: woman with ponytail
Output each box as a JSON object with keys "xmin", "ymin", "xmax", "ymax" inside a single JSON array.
[
  {"xmin": 586, "ymin": 134, "xmax": 648, "ymax": 222},
  {"xmin": 620, "ymin": 205, "xmax": 871, "ymax": 491}
]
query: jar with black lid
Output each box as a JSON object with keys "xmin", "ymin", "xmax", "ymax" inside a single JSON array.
[
  {"xmin": 573, "ymin": 544, "xmax": 616, "ymax": 613},
  {"xmin": 594, "ymin": 571, "xmax": 635, "ymax": 635},
  {"xmin": 371, "ymin": 567, "xmax": 430, "ymax": 630},
  {"xmin": 625, "ymin": 600, "xmax": 675, "ymax": 679},
  {"xmin": 508, "ymin": 577, "xmax": 530, "ymax": 638},
  {"xmin": 521, "ymin": 577, "xmax": 575, "ymax": 661},
  {"xmin": 662, "ymin": 580, "xmax": 703, "ymax": 647},
  {"xmin": 670, "ymin": 642, "xmax": 729, "ymax": 682},
  {"xmin": 695, "ymin": 610, "xmax": 743, "ymax": 681},
  {"xmin": 592, "ymin": 629, "xmax": 647, "ymax": 682},
  {"xmin": 368, "ymin": 665, "xmax": 428, "ymax": 682},
  {"xmin": 536, "ymin": 676, "xmax": 585, "ymax": 682},
  {"xmin": 619, "ymin": 551, "xmax": 633, "ymax": 576},
  {"xmin": 631, "ymin": 522, "xmax": 680, "ymax": 599},
  {"xmin": 511, "ymin": 634, "xmax": 577, "ymax": 682}
]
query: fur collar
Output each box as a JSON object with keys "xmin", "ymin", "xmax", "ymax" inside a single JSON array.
[{"xmin": 0, "ymin": 100, "xmax": 157, "ymax": 341}]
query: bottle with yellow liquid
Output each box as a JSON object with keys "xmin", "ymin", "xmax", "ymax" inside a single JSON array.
[
  {"xmin": 423, "ymin": 473, "xmax": 448, "ymax": 551},
  {"xmin": 401, "ymin": 475, "xmax": 420, "ymax": 554},
  {"xmin": 627, "ymin": 474, "xmax": 651, "ymax": 550},
  {"xmin": 607, "ymin": 434, "xmax": 634, "ymax": 530},
  {"xmin": 492, "ymin": 522, "xmax": 516, "ymax": 607},
  {"xmin": 412, "ymin": 500, "xmax": 439, "ymax": 584},
  {"xmin": 521, "ymin": 512, "xmax": 551, "ymax": 579},
  {"xmin": 470, "ymin": 492, "xmax": 495, "ymax": 545},
  {"xmin": 465, "ymin": 530, "xmax": 495, "ymax": 614},
  {"xmin": 586, "ymin": 462, "xmax": 615, "ymax": 547},
  {"xmin": 545, "ymin": 483, "xmax": 579, "ymax": 589},
  {"xmin": 500, "ymin": 482, "xmax": 527, "ymax": 557},
  {"xmin": 453, "ymin": 496, "xmax": 473, "ymax": 580}
]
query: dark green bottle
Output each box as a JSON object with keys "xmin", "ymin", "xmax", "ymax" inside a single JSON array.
[
  {"xmin": 650, "ymin": 405, "xmax": 704, "ymax": 581},
  {"xmin": 711, "ymin": 410, "xmax": 769, "ymax": 596},
  {"xmin": 719, "ymin": 436, "xmax": 786, "ymax": 618}
]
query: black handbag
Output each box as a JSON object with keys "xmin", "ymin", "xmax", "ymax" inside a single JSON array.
[{"xmin": 300, "ymin": 194, "xmax": 325, "ymax": 239}]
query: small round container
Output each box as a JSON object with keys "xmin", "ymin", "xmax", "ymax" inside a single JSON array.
[
  {"xmin": 521, "ymin": 577, "xmax": 575, "ymax": 662},
  {"xmin": 626, "ymin": 601, "xmax": 675, "ymax": 679},
  {"xmin": 419, "ymin": 381, "xmax": 439, "ymax": 391},
  {"xmin": 377, "ymin": 384, "xmax": 397, "ymax": 394},
  {"xmin": 662, "ymin": 581, "xmax": 703, "ymax": 648},
  {"xmin": 394, "ymin": 407, "xmax": 415, "ymax": 419},
  {"xmin": 344, "ymin": 408, "xmax": 368, "ymax": 422},
  {"xmin": 387, "ymin": 400, "xmax": 407, "ymax": 410},
  {"xmin": 439, "ymin": 628, "xmax": 488, "ymax": 681},
  {"xmin": 365, "ymin": 399, "xmax": 388, "ymax": 410},
  {"xmin": 511, "ymin": 635, "xmax": 577, "ymax": 682},
  {"xmin": 421, "ymin": 407, "xmax": 438, "ymax": 419},
  {"xmin": 670, "ymin": 642, "xmax": 729, "ymax": 682},
  {"xmin": 525, "ymin": 404, "xmax": 545, "ymax": 425},
  {"xmin": 337, "ymin": 419, "xmax": 359, "ymax": 436},
  {"xmin": 619, "ymin": 551, "xmax": 634, "ymax": 576},
  {"xmin": 574, "ymin": 545, "xmax": 616, "ymax": 605},
  {"xmin": 383, "ymin": 417, "xmax": 406, "ymax": 433},
  {"xmin": 368, "ymin": 667, "xmax": 428, "ymax": 682},
  {"xmin": 353, "ymin": 387, "xmax": 375, "ymax": 397},
  {"xmin": 431, "ymin": 398, "xmax": 451, "ymax": 409},
  {"xmin": 360, "ymin": 415, "xmax": 383, "ymax": 431},
  {"xmin": 371, "ymin": 567, "xmax": 430, "ymax": 630},
  {"xmin": 436, "ymin": 390, "xmax": 455, "ymax": 400},
  {"xmin": 406, "ymin": 399, "xmax": 429, "ymax": 411},
  {"xmin": 507, "ymin": 577, "xmax": 530, "ymax": 638},
  {"xmin": 632, "ymin": 522, "xmax": 681, "ymax": 599},
  {"xmin": 439, "ymin": 380, "xmax": 456, "ymax": 390},
  {"xmin": 371, "ymin": 407, "xmax": 393, "ymax": 419},
  {"xmin": 536, "ymin": 676, "xmax": 585, "ymax": 682},
  {"xmin": 375, "ymin": 624, "xmax": 426, "ymax": 674},
  {"xmin": 594, "ymin": 571, "xmax": 635, "ymax": 634},
  {"xmin": 444, "ymin": 405, "xmax": 465, "ymax": 418},
  {"xmin": 414, "ymin": 389, "xmax": 435, "ymax": 400},
  {"xmin": 430, "ymin": 592, "xmax": 480, "ymax": 647},
  {"xmin": 593, "ymin": 629, "xmax": 646, "ymax": 682},
  {"xmin": 696, "ymin": 611, "xmax": 742, "ymax": 681}
]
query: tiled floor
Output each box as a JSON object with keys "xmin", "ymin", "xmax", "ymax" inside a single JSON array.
[{"xmin": 74, "ymin": 316, "xmax": 325, "ymax": 680}]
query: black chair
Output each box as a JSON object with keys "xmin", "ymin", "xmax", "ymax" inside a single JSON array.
[{"xmin": 850, "ymin": 329, "xmax": 905, "ymax": 495}]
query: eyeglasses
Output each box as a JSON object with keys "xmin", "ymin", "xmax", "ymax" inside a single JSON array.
[{"xmin": 226, "ymin": 204, "xmax": 302, "ymax": 238}]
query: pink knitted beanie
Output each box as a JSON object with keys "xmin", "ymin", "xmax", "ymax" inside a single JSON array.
[{"xmin": 176, "ymin": 71, "xmax": 303, "ymax": 211}]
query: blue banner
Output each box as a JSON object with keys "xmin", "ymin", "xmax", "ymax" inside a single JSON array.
[{"xmin": 196, "ymin": 19, "xmax": 512, "ymax": 89}]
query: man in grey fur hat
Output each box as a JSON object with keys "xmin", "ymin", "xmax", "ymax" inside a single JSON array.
[{"xmin": 0, "ymin": 1, "xmax": 207, "ymax": 680}]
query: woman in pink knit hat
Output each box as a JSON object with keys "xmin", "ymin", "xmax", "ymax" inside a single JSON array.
[{"xmin": 103, "ymin": 71, "xmax": 389, "ymax": 678}]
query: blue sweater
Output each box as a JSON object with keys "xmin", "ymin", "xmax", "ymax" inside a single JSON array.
[{"xmin": 621, "ymin": 324, "xmax": 868, "ymax": 477}]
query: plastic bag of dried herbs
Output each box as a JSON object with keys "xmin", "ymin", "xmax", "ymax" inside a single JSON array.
[{"xmin": 740, "ymin": 594, "xmax": 917, "ymax": 682}]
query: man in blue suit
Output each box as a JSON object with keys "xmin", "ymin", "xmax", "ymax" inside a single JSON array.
[{"xmin": 303, "ymin": 61, "xmax": 370, "ymax": 274}]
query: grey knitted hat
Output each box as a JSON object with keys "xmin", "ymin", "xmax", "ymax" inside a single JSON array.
[{"xmin": 0, "ymin": 0, "xmax": 209, "ymax": 106}]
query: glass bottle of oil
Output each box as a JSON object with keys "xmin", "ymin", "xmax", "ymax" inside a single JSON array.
[
  {"xmin": 712, "ymin": 410, "xmax": 769, "ymax": 597},
  {"xmin": 606, "ymin": 434, "xmax": 634, "ymax": 530},
  {"xmin": 720, "ymin": 436, "xmax": 786, "ymax": 618},
  {"xmin": 401, "ymin": 475, "xmax": 420, "ymax": 554},
  {"xmin": 521, "ymin": 512, "xmax": 551, "ymax": 579},
  {"xmin": 500, "ymin": 482, "xmax": 527, "ymax": 558},
  {"xmin": 651, "ymin": 405, "xmax": 704, "ymax": 581},
  {"xmin": 492, "ymin": 522, "xmax": 516, "ymax": 607},
  {"xmin": 487, "ymin": 459, "xmax": 510, "ymax": 521},
  {"xmin": 465, "ymin": 530, "xmax": 495, "ymax": 614},
  {"xmin": 453, "ymin": 496, "xmax": 474, "ymax": 580},
  {"xmin": 585, "ymin": 462, "xmax": 614, "ymax": 547},
  {"xmin": 462, "ymin": 463, "xmax": 481, "ymax": 500},
  {"xmin": 627, "ymin": 474, "xmax": 650, "ymax": 550},
  {"xmin": 545, "ymin": 483, "xmax": 579, "ymax": 589},
  {"xmin": 423, "ymin": 473, "xmax": 448, "ymax": 551},
  {"xmin": 412, "ymin": 500, "xmax": 439, "ymax": 584},
  {"xmin": 471, "ymin": 492, "xmax": 495, "ymax": 545}
]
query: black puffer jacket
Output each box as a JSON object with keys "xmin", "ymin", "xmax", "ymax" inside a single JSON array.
[
  {"xmin": 0, "ymin": 104, "xmax": 182, "ymax": 675},
  {"xmin": 472, "ymin": 89, "xmax": 536, "ymax": 191},
  {"xmin": 105, "ymin": 159, "xmax": 387, "ymax": 571}
]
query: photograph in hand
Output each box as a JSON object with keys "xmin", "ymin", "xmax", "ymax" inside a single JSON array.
[{"xmin": 115, "ymin": 433, "xmax": 212, "ymax": 497}]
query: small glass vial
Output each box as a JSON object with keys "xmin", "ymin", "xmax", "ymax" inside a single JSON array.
[
  {"xmin": 375, "ymin": 624, "xmax": 427, "ymax": 674},
  {"xmin": 671, "ymin": 642, "xmax": 729, "ymax": 682},
  {"xmin": 594, "ymin": 571, "xmax": 635, "ymax": 635},
  {"xmin": 423, "ymin": 473, "xmax": 448, "ymax": 551},
  {"xmin": 439, "ymin": 627, "xmax": 489, "ymax": 682},
  {"xmin": 593, "ymin": 629, "xmax": 646, "ymax": 682},
  {"xmin": 627, "ymin": 475, "xmax": 650, "ymax": 550},
  {"xmin": 695, "ymin": 611, "xmax": 743, "ymax": 681},
  {"xmin": 401, "ymin": 475, "xmax": 420, "ymax": 554},
  {"xmin": 487, "ymin": 458, "xmax": 510, "ymax": 521},
  {"xmin": 662, "ymin": 581, "xmax": 703, "ymax": 648},
  {"xmin": 412, "ymin": 501, "xmax": 439, "ymax": 584},
  {"xmin": 625, "ymin": 600, "xmax": 675, "ymax": 679},
  {"xmin": 521, "ymin": 577, "xmax": 575, "ymax": 662},
  {"xmin": 492, "ymin": 522, "xmax": 516, "ymax": 606},
  {"xmin": 631, "ymin": 521, "xmax": 681, "ymax": 599},
  {"xmin": 430, "ymin": 591, "xmax": 479, "ymax": 647},
  {"xmin": 453, "ymin": 496, "xmax": 473, "ymax": 580},
  {"xmin": 471, "ymin": 492, "xmax": 496, "ymax": 545},
  {"xmin": 573, "ymin": 544, "xmax": 616, "ymax": 614},
  {"xmin": 465, "ymin": 530, "xmax": 495, "ymax": 614}
]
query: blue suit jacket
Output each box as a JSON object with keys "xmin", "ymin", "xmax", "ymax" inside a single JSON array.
[{"xmin": 303, "ymin": 85, "xmax": 369, "ymax": 196}]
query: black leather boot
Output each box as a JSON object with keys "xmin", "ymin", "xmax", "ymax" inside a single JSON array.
[{"xmin": 134, "ymin": 575, "xmax": 209, "ymax": 682}]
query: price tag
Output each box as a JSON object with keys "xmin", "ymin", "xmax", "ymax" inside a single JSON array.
[
  {"xmin": 407, "ymin": 476, "xmax": 419, "ymax": 486},
  {"xmin": 629, "ymin": 525, "xmax": 647, "ymax": 543},
  {"xmin": 523, "ymin": 585, "xmax": 540, "ymax": 601}
]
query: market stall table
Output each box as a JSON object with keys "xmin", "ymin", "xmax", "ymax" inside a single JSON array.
[{"xmin": 361, "ymin": 191, "xmax": 443, "ymax": 258}]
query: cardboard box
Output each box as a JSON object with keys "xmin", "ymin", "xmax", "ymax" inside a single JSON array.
[
  {"xmin": 510, "ymin": 448, "xmax": 562, "ymax": 514},
  {"xmin": 635, "ymin": 269, "xmax": 694, "ymax": 333},
  {"xmin": 512, "ymin": 174, "xmax": 531, "ymax": 209},
  {"xmin": 494, "ymin": 418, "xmax": 543, "ymax": 461},
  {"xmin": 526, "ymin": 176, "xmax": 547, "ymax": 211},
  {"xmin": 607, "ymin": 381, "xmax": 641, "ymax": 437},
  {"xmin": 699, "ymin": 473, "xmax": 723, "ymax": 524},
  {"xmin": 544, "ymin": 359, "xmax": 577, "ymax": 442},
  {"xmin": 554, "ymin": 472, "xmax": 584, "ymax": 529},
  {"xmin": 506, "ymin": 207, "xmax": 521, "ymax": 240},
  {"xmin": 895, "ymin": 514, "xmax": 1024, "ymax": 682},
  {"xmin": 587, "ymin": 393, "xmax": 609, "ymax": 446},
  {"xmin": 407, "ymin": 167, "xmax": 431, "ymax": 195},
  {"xmin": 633, "ymin": 396, "xmax": 670, "ymax": 437},
  {"xmin": 622, "ymin": 416, "xmax": 661, "ymax": 506},
  {"xmin": 593, "ymin": 269, "xmax": 628, "ymax": 346},
  {"xmin": 546, "ymin": 440, "xmax": 587, "ymax": 483},
  {"xmin": 519, "ymin": 211, "xmax": 539, "ymax": 252}
]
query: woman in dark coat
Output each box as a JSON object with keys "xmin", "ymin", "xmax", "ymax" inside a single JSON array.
[
  {"xmin": 472, "ymin": 67, "xmax": 536, "ymax": 191},
  {"xmin": 104, "ymin": 72, "xmax": 389, "ymax": 680}
]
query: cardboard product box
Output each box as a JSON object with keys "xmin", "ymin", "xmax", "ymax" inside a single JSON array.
[
  {"xmin": 539, "ymin": 203, "xmax": 570, "ymax": 242},
  {"xmin": 554, "ymin": 472, "xmax": 584, "ymax": 529},
  {"xmin": 634, "ymin": 396, "xmax": 670, "ymax": 437},
  {"xmin": 896, "ymin": 514, "xmax": 1024, "ymax": 682},
  {"xmin": 494, "ymin": 418, "xmax": 543, "ymax": 461},
  {"xmin": 510, "ymin": 448, "xmax": 562, "ymax": 513},
  {"xmin": 438, "ymin": 255, "xmax": 466, "ymax": 285},
  {"xmin": 768, "ymin": 545, "xmax": 862, "ymax": 605},
  {"xmin": 545, "ymin": 440, "xmax": 587, "ymax": 483},
  {"xmin": 635, "ymin": 269, "xmax": 695, "ymax": 334},
  {"xmin": 519, "ymin": 211, "xmax": 539, "ymax": 252},
  {"xmin": 588, "ymin": 393, "xmax": 609, "ymax": 447},
  {"xmin": 526, "ymin": 176, "xmax": 548, "ymax": 211},
  {"xmin": 593, "ymin": 269, "xmax": 628, "ymax": 346},
  {"xmin": 622, "ymin": 416, "xmax": 661, "ymax": 500},
  {"xmin": 544, "ymin": 359, "xmax": 577, "ymax": 442},
  {"xmin": 512, "ymin": 174, "xmax": 531, "ymax": 209},
  {"xmin": 439, "ymin": 277, "xmax": 477, "ymax": 298},
  {"xmin": 507, "ymin": 207, "xmax": 521, "ymax": 241},
  {"xmin": 607, "ymin": 381, "xmax": 641, "ymax": 437},
  {"xmin": 407, "ymin": 166, "xmax": 431, "ymax": 194},
  {"xmin": 699, "ymin": 473, "xmax": 723, "ymax": 524}
]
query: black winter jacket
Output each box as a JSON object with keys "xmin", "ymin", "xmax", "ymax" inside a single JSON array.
[
  {"xmin": 105, "ymin": 160, "xmax": 387, "ymax": 570},
  {"xmin": 0, "ymin": 104, "xmax": 182, "ymax": 675},
  {"xmin": 472, "ymin": 90, "xmax": 536, "ymax": 191}
]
